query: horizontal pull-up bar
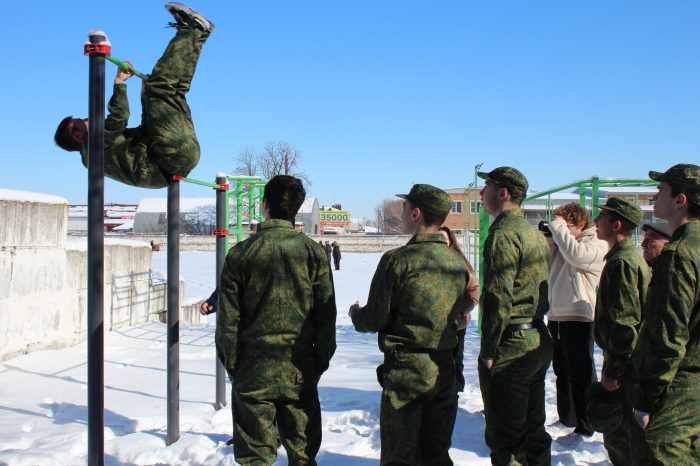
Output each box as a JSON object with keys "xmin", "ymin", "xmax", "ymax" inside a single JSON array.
[
  {"xmin": 172, "ymin": 175, "xmax": 225, "ymax": 190},
  {"xmin": 106, "ymin": 55, "xmax": 149, "ymax": 80}
]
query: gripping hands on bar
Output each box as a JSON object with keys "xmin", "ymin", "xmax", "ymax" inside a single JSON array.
[{"xmin": 107, "ymin": 55, "xmax": 149, "ymax": 80}]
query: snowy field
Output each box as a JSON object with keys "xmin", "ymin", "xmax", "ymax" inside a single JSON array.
[{"xmin": 0, "ymin": 252, "xmax": 611, "ymax": 465}]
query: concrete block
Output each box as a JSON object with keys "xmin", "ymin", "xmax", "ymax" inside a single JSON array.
[{"xmin": 0, "ymin": 194, "xmax": 67, "ymax": 248}]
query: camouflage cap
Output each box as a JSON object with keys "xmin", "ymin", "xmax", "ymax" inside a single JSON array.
[
  {"xmin": 649, "ymin": 163, "xmax": 700, "ymax": 205},
  {"xmin": 642, "ymin": 222, "xmax": 673, "ymax": 239},
  {"xmin": 586, "ymin": 382, "xmax": 623, "ymax": 434},
  {"xmin": 594, "ymin": 197, "xmax": 643, "ymax": 226},
  {"xmin": 396, "ymin": 184, "xmax": 452, "ymax": 219},
  {"xmin": 477, "ymin": 167, "xmax": 528, "ymax": 198}
]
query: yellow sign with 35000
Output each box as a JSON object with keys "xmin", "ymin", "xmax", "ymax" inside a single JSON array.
[{"xmin": 320, "ymin": 211, "xmax": 351, "ymax": 226}]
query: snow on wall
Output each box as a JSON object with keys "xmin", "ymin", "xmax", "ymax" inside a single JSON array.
[{"xmin": 0, "ymin": 190, "xmax": 204, "ymax": 361}]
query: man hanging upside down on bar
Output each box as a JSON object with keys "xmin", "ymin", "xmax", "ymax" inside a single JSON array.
[{"xmin": 54, "ymin": 3, "xmax": 214, "ymax": 188}]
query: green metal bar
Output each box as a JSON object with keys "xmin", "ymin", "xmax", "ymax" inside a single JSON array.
[
  {"xmin": 465, "ymin": 187, "xmax": 471, "ymax": 260},
  {"xmin": 225, "ymin": 188, "xmax": 231, "ymax": 252},
  {"xmin": 247, "ymin": 184, "xmax": 255, "ymax": 230},
  {"xmin": 524, "ymin": 178, "xmax": 656, "ymax": 203},
  {"xmin": 592, "ymin": 177, "xmax": 600, "ymax": 219},
  {"xmin": 236, "ymin": 182, "xmax": 244, "ymax": 243},
  {"xmin": 178, "ymin": 176, "xmax": 224, "ymax": 190},
  {"xmin": 478, "ymin": 208, "xmax": 490, "ymax": 334},
  {"xmin": 579, "ymin": 183, "xmax": 586, "ymax": 207},
  {"xmin": 106, "ymin": 55, "xmax": 149, "ymax": 80}
]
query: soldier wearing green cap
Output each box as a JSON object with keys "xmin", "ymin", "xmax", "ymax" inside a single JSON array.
[
  {"xmin": 632, "ymin": 163, "xmax": 700, "ymax": 464},
  {"xmin": 477, "ymin": 167, "xmax": 553, "ymax": 466},
  {"xmin": 592, "ymin": 197, "xmax": 653, "ymax": 464},
  {"xmin": 349, "ymin": 183, "xmax": 469, "ymax": 465}
]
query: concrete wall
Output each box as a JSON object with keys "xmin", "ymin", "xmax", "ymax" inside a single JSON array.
[{"xmin": 1, "ymin": 192, "xmax": 205, "ymax": 362}]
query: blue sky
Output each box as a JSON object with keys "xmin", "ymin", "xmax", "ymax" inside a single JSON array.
[{"xmin": 1, "ymin": 1, "xmax": 698, "ymax": 219}]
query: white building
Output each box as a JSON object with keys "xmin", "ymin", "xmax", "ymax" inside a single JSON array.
[{"xmin": 295, "ymin": 197, "xmax": 320, "ymax": 235}]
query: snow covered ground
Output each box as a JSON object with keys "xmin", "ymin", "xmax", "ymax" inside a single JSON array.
[{"xmin": 0, "ymin": 252, "xmax": 611, "ymax": 465}]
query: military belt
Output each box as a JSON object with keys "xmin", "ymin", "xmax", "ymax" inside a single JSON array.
[
  {"xmin": 391, "ymin": 347, "xmax": 452, "ymax": 355},
  {"xmin": 503, "ymin": 319, "xmax": 545, "ymax": 335}
]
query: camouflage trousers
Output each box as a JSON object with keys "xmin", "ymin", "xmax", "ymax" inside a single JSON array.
[
  {"xmin": 602, "ymin": 377, "xmax": 654, "ymax": 466},
  {"xmin": 379, "ymin": 349, "xmax": 458, "ymax": 466},
  {"xmin": 141, "ymin": 27, "xmax": 207, "ymax": 178},
  {"xmin": 642, "ymin": 375, "xmax": 700, "ymax": 465},
  {"xmin": 230, "ymin": 356, "xmax": 322, "ymax": 466},
  {"xmin": 478, "ymin": 326, "xmax": 553, "ymax": 466}
]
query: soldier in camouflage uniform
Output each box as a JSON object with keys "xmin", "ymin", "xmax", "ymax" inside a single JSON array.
[
  {"xmin": 216, "ymin": 175, "xmax": 337, "ymax": 466},
  {"xmin": 591, "ymin": 197, "xmax": 653, "ymax": 465},
  {"xmin": 54, "ymin": 3, "xmax": 213, "ymax": 188},
  {"xmin": 349, "ymin": 184, "xmax": 468, "ymax": 466},
  {"xmin": 477, "ymin": 166, "xmax": 553, "ymax": 466},
  {"xmin": 632, "ymin": 164, "xmax": 700, "ymax": 465}
]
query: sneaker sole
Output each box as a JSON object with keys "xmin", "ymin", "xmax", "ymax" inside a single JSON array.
[{"xmin": 165, "ymin": 2, "xmax": 215, "ymax": 32}]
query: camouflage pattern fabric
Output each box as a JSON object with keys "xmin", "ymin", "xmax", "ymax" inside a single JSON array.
[
  {"xmin": 600, "ymin": 371, "xmax": 653, "ymax": 465},
  {"xmin": 594, "ymin": 239, "xmax": 650, "ymax": 381},
  {"xmin": 216, "ymin": 219, "xmax": 337, "ymax": 466},
  {"xmin": 633, "ymin": 220, "xmax": 700, "ymax": 464},
  {"xmin": 478, "ymin": 326, "xmax": 553, "ymax": 466},
  {"xmin": 351, "ymin": 233, "xmax": 468, "ymax": 465},
  {"xmin": 479, "ymin": 207, "xmax": 553, "ymax": 466},
  {"xmin": 79, "ymin": 28, "xmax": 207, "ymax": 188},
  {"xmin": 593, "ymin": 238, "xmax": 652, "ymax": 464}
]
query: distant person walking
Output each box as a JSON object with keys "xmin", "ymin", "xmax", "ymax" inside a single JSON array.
[
  {"xmin": 332, "ymin": 242, "xmax": 341, "ymax": 270},
  {"xmin": 324, "ymin": 240, "xmax": 332, "ymax": 263}
]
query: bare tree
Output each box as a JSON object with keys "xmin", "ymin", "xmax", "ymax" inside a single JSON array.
[
  {"xmin": 232, "ymin": 141, "xmax": 310, "ymax": 185},
  {"xmin": 375, "ymin": 199, "xmax": 403, "ymax": 234},
  {"xmin": 234, "ymin": 146, "xmax": 258, "ymax": 176},
  {"xmin": 259, "ymin": 141, "xmax": 311, "ymax": 186}
]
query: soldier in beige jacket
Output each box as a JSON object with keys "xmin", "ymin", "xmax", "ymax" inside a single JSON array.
[{"xmin": 545, "ymin": 202, "xmax": 608, "ymax": 439}]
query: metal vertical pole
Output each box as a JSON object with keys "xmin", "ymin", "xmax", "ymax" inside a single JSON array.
[
  {"xmin": 592, "ymin": 177, "xmax": 600, "ymax": 220},
  {"xmin": 86, "ymin": 30, "xmax": 107, "ymax": 466},
  {"xmin": 214, "ymin": 175, "xmax": 227, "ymax": 410},
  {"xmin": 167, "ymin": 179, "xmax": 180, "ymax": 445},
  {"xmin": 236, "ymin": 182, "xmax": 244, "ymax": 243},
  {"xmin": 478, "ymin": 208, "xmax": 490, "ymax": 334}
]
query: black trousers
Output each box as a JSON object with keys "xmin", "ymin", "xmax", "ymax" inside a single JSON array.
[
  {"xmin": 548, "ymin": 320, "xmax": 597, "ymax": 435},
  {"xmin": 452, "ymin": 328, "xmax": 466, "ymax": 392}
]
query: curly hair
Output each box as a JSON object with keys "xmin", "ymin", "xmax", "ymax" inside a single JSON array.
[{"xmin": 552, "ymin": 202, "xmax": 591, "ymax": 229}]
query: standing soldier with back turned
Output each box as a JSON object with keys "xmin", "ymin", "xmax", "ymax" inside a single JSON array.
[
  {"xmin": 477, "ymin": 167, "xmax": 553, "ymax": 466},
  {"xmin": 591, "ymin": 197, "xmax": 652, "ymax": 465},
  {"xmin": 216, "ymin": 175, "xmax": 337, "ymax": 466},
  {"xmin": 349, "ymin": 184, "xmax": 468, "ymax": 465},
  {"xmin": 632, "ymin": 164, "xmax": 700, "ymax": 465}
]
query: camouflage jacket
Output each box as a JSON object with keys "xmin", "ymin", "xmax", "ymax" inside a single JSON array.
[
  {"xmin": 215, "ymin": 219, "xmax": 337, "ymax": 377},
  {"xmin": 79, "ymin": 84, "xmax": 170, "ymax": 188},
  {"xmin": 351, "ymin": 233, "xmax": 469, "ymax": 353},
  {"xmin": 480, "ymin": 208, "xmax": 550, "ymax": 360},
  {"xmin": 593, "ymin": 239, "xmax": 650, "ymax": 380},
  {"xmin": 633, "ymin": 220, "xmax": 700, "ymax": 412}
]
